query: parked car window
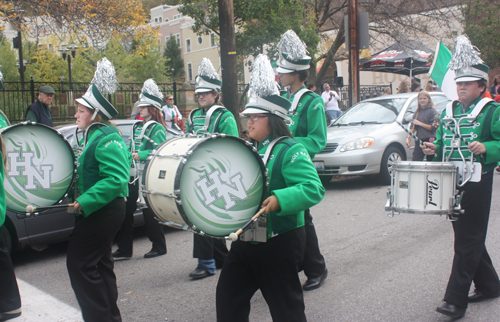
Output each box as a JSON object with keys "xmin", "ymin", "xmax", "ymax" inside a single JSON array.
[{"xmin": 336, "ymin": 98, "xmax": 407, "ymax": 124}]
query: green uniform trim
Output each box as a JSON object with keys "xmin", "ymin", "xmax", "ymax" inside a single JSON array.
[
  {"xmin": 257, "ymin": 135, "xmax": 325, "ymax": 239},
  {"xmin": 76, "ymin": 126, "xmax": 131, "ymax": 217},
  {"xmin": 0, "ymin": 142, "xmax": 5, "ymax": 227},
  {"xmin": 130, "ymin": 122, "xmax": 167, "ymax": 161},
  {"xmin": 282, "ymin": 86, "xmax": 327, "ymax": 159},
  {"xmin": 434, "ymin": 97, "xmax": 500, "ymax": 172},
  {"xmin": 187, "ymin": 104, "xmax": 238, "ymax": 136}
]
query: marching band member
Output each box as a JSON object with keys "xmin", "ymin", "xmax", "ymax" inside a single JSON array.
[
  {"xmin": 277, "ymin": 30, "xmax": 328, "ymax": 291},
  {"xmin": 69, "ymin": 58, "xmax": 130, "ymax": 322},
  {"xmin": 186, "ymin": 58, "xmax": 239, "ymax": 280},
  {"xmin": 422, "ymin": 36, "xmax": 500, "ymax": 319},
  {"xmin": 0, "ymin": 75, "xmax": 21, "ymax": 321},
  {"xmin": 216, "ymin": 54, "xmax": 325, "ymax": 322},
  {"xmin": 114, "ymin": 79, "xmax": 167, "ymax": 260}
]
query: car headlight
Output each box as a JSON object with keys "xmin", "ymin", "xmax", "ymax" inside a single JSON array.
[{"xmin": 339, "ymin": 137, "xmax": 374, "ymax": 152}]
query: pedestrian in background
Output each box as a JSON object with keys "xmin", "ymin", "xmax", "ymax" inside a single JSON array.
[
  {"xmin": 321, "ymin": 83, "xmax": 341, "ymax": 123},
  {"xmin": 25, "ymin": 85, "xmax": 56, "ymax": 127}
]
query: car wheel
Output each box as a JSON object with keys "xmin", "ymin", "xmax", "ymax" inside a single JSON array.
[
  {"xmin": 320, "ymin": 175, "xmax": 334, "ymax": 185},
  {"xmin": 378, "ymin": 146, "xmax": 404, "ymax": 185}
]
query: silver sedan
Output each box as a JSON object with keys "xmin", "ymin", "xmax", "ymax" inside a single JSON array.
[{"xmin": 313, "ymin": 92, "xmax": 451, "ymax": 184}]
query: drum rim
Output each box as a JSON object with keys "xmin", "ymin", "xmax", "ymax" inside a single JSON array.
[
  {"xmin": 143, "ymin": 134, "xmax": 268, "ymax": 238},
  {"xmin": 1, "ymin": 122, "xmax": 77, "ymax": 213}
]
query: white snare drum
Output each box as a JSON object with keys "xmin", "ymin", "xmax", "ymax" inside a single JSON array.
[
  {"xmin": 388, "ymin": 161, "xmax": 458, "ymax": 215},
  {"xmin": 1, "ymin": 122, "xmax": 76, "ymax": 213},
  {"xmin": 142, "ymin": 135, "xmax": 267, "ymax": 237}
]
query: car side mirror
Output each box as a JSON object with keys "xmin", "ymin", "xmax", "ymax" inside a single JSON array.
[{"xmin": 403, "ymin": 113, "xmax": 413, "ymax": 124}]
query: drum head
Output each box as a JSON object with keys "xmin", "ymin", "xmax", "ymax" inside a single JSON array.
[
  {"xmin": 178, "ymin": 136, "xmax": 266, "ymax": 237},
  {"xmin": 1, "ymin": 123, "xmax": 76, "ymax": 213}
]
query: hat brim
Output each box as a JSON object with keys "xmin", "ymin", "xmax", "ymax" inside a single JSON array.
[
  {"xmin": 76, "ymin": 97, "xmax": 93, "ymax": 109},
  {"xmin": 455, "ymin": 76, "xmax": 484, "ymax": 82},
  {"xmin": 276, "ymin": 66, "xmax": 295, "ymax": 74},
  {"xmin": 194, "ymin": 88, "xmax": 216, "ymax": 93},
  {"xmin": 241, "ymin": 107, "xmax": 270, "ymax": 115}
]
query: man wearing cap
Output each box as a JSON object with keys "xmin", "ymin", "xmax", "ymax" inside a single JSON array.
[
  {"xmin": 422, "ymin": 37, "xmax": 500, "ymax": 319},
  {"xmin": 26, "ymin": 85, "xmax": 56, "ymax": 127},
  {"xmin": 277, "ymin": 30, "xmax": 328, "ymax": 291},
  {"xmin": 187, "ymin": 58, "xmax": 238, "ymax": 280}
]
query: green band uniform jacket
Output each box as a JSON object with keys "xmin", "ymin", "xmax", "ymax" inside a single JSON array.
[
  {"xmin": 257, "ymin": 136, "xmax": 325, "ymax": 240},
  {"xmin": 76, "ymin": 126, "xmax": 131, "ymax": 217},
  {"xmin": 282, "ymin": 86, "xmax": 327, "ymax": 159},
  {"xmin": 131, "ymin": 122, "xmax": 167, "ymax": 162},
  {"xmin": 433, "ymin": 97, "xmax": 500, "ymax": 172},
  {"xmin": 187, "ymin": 104, "xmax": 238, "ymax": 136},
  {"xmin": 0, "ymin": 147, "xmax": 5, "ymax": 227}
]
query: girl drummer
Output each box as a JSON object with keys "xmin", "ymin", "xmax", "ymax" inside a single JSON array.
[
  {"xmin": 69, "ymin": 78, "xmax": 130, "ymax": 322},
  {"xmin": 405, "ymin": 91, "xmax": 440, "ymax": 161},
  {"xmin": 114, "ymin": 80, "xmax": 168, "ymax": 260},
  {"xmin": 216, "ymin": 54, "xmax": 325, "ymax": 322}
]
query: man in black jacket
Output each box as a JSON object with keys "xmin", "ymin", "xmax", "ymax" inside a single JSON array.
[{"xmin": 26, "ymin": 85, "xmax": 55, "ymax": 127}]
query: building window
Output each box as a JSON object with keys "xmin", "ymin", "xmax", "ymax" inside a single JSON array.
[
  {"xmin": 159, "ymin": 17, "xmax": 162, "ymax": 22},
  {"xmin": 210, "ymin": 33, "xmax": 216, "ymax": 47},
  {"xmin": 154, "ymin": 18, "xmax": 158, "ymax": 23},
  {"xmin": 197, "ymin": 36, "xmax": 203, "ymax": 45},
  {"xmin": 187, "ymin": 62, "xmax": 193, "ymax": 81},
  {"xmin": 175, "ymin": 34, "xmax": 181, "ymax": 46},
  {"xmin": 186, "ymin": 39, "xmax": 191, "ymax": 53},
  {"xmin": 165, "ymin": 36, "xmax": 170, "ymax": 43}
]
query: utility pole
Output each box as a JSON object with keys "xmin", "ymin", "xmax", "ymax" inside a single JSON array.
[
  {"xmin": 348, "ymin": 0, "xmax": 360, "ymax": 106},
  {"xmin": 218, "ymin": 0, "xmax": 239, "ymax": 118}
]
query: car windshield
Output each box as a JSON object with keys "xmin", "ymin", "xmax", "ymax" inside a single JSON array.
[{"xmin": 335, "ymin": 98, "xmax": 407, "ymax": 125}]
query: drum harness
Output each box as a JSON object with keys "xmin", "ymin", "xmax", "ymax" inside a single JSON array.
[
  {"xmin": 239, "ymin": 136, "xmax": 287, "ymax": 243},
  {"xmin": 188, "ymin": 105, "xmax": 225, "ymax": 136},
  {"xmin": 129, "ymin": 120, "xmax": 161, "ymax": 184}
]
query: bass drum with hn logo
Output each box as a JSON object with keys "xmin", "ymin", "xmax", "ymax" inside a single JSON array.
[
  {"xmin": 142, "ymin": 134, "xmax": 267, "ymax": 238},
  {"xmin": 1, "ymin": 122, "xmax": 76, "ymax": 213}
]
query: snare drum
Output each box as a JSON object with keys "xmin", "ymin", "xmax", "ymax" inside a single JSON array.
[
  {"xmin": 389, "ymin": 161, "xmax": 457, "ymax": 215},
  {"xmin": 1, "ymin": 122, "xmax": 76, "ymax": 213},
  {"xmin": 142, "ymin": 135, "xmax": 267, "ymax": 237}
]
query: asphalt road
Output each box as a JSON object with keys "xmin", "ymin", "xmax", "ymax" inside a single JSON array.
[{"xmin": 11, "ymin": 173, "xmax": 500, "ymax": 322}]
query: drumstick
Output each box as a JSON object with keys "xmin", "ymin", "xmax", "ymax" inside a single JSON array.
[
  {"xmin": 26, "ymin": 203, "xmax": 76, "ymax": 213},
  {"xmin": 396, "ymin": 121, "xmax": 423, "ymax": 146},
  {"xmin": 228, "ymin": 207, "xmax": 267, "ymax": 242}
]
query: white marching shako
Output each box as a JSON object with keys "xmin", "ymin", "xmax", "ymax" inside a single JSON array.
[
  {"xmin": 386, "ymin": 161, "xmax": 459, "ymax": 217},
  {"xmin": 142, "ymin": 134, "xmax": 267, "ymax": 238},
  {"xmin": 1, "ymin": 122, "xmax": 77, "ymax": 213}
]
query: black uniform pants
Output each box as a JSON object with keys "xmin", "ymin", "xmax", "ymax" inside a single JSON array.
[
  {"xmin": 302, "ymin": 209, "xmax": 326, "ymax": 278},
  {"xmin": 216, "ymin": 227, "xmax": 306, "ymax": 322},
  {"xmin": 444, "ymin": 171, "xmax": 500, "ymax": 308},
  {"xmin": 193, "ymin": 234, "xmax": 228, "ymax": 268},
  {"xmin": 67, "ymin": 198, "xmax": 125, "ymax": 322},
  {"xmin": 115, "ymin": 182, "xmax": 166, "ymax": 256},
  {"xmin": 0, "ymin": 225, "xmax": 21, "ymax": 313}
]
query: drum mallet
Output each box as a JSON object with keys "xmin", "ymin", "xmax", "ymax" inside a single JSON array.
[
  {"xmin": 25, "ymin": 203, "xmax": 76, "ymax": 213},
  {"xmin": 228, "ymin": 207, "xmax": 267, "ymax": 242},
  {"xmin": 396, "ymin": 121, "xmax": 423, "ymax": 146}
]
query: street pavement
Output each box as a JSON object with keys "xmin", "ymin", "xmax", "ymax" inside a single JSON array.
[{"xmin": 10, "ymin": 173, "xmax": 500, "ymax": 321}]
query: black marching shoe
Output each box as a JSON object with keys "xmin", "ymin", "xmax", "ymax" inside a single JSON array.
[
  {"xmin": 468, "ymin": 290, "xmax": 500, "ymax": 303},
  {"xmin": 112, "ymin": 250, "xmax": 131, "ymax": 260},
  {"xmin": 303, "ymin": 268, "xmax": 328, "ymax": 291},
  {"xmin": 144, "ymin": 249, "xmax": 166, "ymax": 259},
  {"xmin": 189, "ymin": 267, "xmax": 214, "ymax": 280},
  {"xmin": 436, "ymin": 302, "xmax": 466, "ymax": 319},
  {"xmin": 0, "ymin": 308, "xmax": 22, "ymax": 322}
]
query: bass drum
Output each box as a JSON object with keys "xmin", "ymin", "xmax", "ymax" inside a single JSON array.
[
  {"xmin": 142, "ymin": 135, "xmax": 267, "ymax": 238},
  {"xmin": 1, "ymin": 122, "xmax": 76, "ymax": 213}
]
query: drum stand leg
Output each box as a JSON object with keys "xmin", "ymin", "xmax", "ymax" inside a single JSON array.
[{"xmin": 447, "ymin": 191, "xmax": 464, "ymax": 221}]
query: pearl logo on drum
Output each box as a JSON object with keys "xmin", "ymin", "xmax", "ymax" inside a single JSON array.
[
  {"xmin": 426, "ymin": 176, "xmax": 439, "ymax": 206},
  {"xmin": 7, "ymin": 151, "xmax": 53, "ymax": 190},
  {"xmin": 196, "ymin": 169, "xmax": 248, "ymax": 210}
]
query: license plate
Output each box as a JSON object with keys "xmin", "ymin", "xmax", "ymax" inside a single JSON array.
[{"xmin": 314, "ymin": 161, "xmax": 325, "ymax": 171}]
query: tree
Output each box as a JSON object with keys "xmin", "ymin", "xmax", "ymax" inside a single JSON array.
[
  {"xmin": 163, "ymin": 34, "xmax": 185, "ymax": 80},
  {"xmin": 460, "ymin": 0, "xmax": 499, "ymax": 69},
  {"xmin": 1, "ymin": 0, "xmax": 147, "ymax": 44},
  {"xmin": 0, "ymin": 37, "xmax": 19, "ymax": 82}
]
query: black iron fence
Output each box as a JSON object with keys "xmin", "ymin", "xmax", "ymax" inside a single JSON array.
[{"xmin": 0, "ymin": 79, "xmax": 178, "ymax": 124}]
